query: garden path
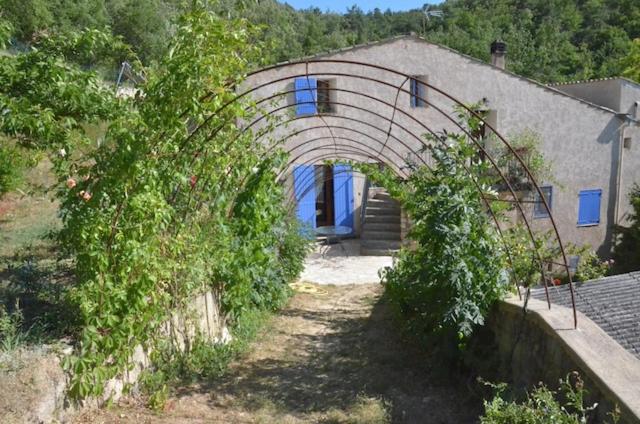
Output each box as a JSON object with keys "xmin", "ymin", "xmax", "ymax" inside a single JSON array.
[{"xmin": 76, "ymin": 283, "xmax": 480, "ymax": 423}]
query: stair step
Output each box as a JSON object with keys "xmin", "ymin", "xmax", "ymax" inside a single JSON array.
[
  {"xmin": 364, "ymin": 215, "xmax": 401, "ymax": 224},
  {"xmin": 365, "ymin": 207, "xmax": 400, "ymax": 216},
  {"xmin": 366, "ymin": 198, "xmax": 399, "ymax": 206},
  {"xmin": 360, "ymin": 247, "xmax": 400, "ymax": 256},
  {"xmin": 362, "ymin": 222, "xmax": 401, "ymax": 232},
  {"xmin": 372, "ymin": 191, "xmax": 393, "ymax": 200},
  {"xmin": 361, "ymin": 240, "xmax": 402, "ymax": 250},
  {"xmin": 361, "ymin": 230, "xmax": 402, "ymax": 241}
]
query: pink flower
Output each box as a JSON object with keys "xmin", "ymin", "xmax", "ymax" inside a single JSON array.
[
  {"xmin": 66, "ymin": 178, "xmax": 77, "ymax": 189},
  {"xmin": 82, "ymin": 191, "xmax": 92, "ymax": 202}
]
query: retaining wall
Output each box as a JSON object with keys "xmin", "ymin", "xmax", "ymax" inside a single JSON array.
[{"xmin": 468, "ymin": 296, "xmax": 640, "ymax": 424}]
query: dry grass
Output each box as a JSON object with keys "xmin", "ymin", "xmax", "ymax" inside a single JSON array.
[{"xmin": 76, "ymin": 283, "xmax": 481, "ymax": 423}]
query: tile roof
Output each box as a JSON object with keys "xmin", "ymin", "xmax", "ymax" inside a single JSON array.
[
  {"xmin": 531, "ymin": 272, "xmax": 640, "ymax": 359},
  {"xmin": 548, "ymin": 76, "xmax": 640, "ymax": 88}
]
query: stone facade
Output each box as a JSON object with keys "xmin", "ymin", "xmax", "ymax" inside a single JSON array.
[{"xmin": 245, "ymin": 35, "xmax": 640, "ymax": 255}]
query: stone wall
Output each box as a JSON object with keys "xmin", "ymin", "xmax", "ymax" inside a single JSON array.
[
  {"xmin": 467, "ymin": 296, "xmax": 640, "ymax": 424},
  {"xmin": 0, "ymin": 290, "xmax": 229, "ymax": 424}
]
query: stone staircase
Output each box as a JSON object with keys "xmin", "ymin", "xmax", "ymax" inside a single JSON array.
[{"xmin": 360, "ymin": 190, "xmax": 402, "ymax": 256}]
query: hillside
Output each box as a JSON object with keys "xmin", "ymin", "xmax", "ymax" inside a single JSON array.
[{"xmin": 1, "ymin": 0, "xmax": 639, "ymax": 82}]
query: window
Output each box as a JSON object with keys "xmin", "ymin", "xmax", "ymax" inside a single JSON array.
[
  {"xmin": 624, "ymin": 137, "xmax": 632, "ymax": 150},
  {"xmin": 577, "ymin": 189, "xmax": 602, "ymax": 226},
  {"xmin": 317, "ymin": 80, "xmax": 335, "ymax": 114},
  {"xmin": 294, "ymin": 77, "xmax": 317, "ymax": 116},
  {"xmin": 533, "ymin": 186, "xmax": 553, "ymax": 218},
  {"xmin": 410, "ymin": 76, "xmax": 427, "ymax": 108}
]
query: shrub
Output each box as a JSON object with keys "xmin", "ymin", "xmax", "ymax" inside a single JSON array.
[
  {"xmin": 612, "ymin": 184, "xmax": 640, "ymax": 273},
  {"xmin": 480, "ymin": 372, "xmax": 619, "ymax": 424},
  {"xmin": 0, "ymin": 142, "xmax": 27, "ymax": 197},
  {"xmin": 378, "ymin": 135, "xmax": 509, "ymax": 348}
]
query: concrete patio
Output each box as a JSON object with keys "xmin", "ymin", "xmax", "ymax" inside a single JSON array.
[{"xmin": 299, "ymin": 239, "xmax": 394, "ymax": 285}]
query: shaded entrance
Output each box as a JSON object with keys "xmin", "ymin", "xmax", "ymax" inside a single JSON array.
[{"xmin": 294, "ymin": 164, "xmax": 354, "ymax": 232}]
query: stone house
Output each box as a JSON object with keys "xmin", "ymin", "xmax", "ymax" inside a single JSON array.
[{"xmin": 244, "ymin": 35, "xmax": 640, "ymax": 256}]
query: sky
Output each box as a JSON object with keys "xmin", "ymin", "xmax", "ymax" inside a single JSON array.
[{"xmin": 280, "ymin": 1, "xmax": 436, "ymax": 13}]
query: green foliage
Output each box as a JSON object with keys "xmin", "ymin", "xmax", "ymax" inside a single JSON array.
[
  {"xmin": 44, "ymin": 6, "xmax": 308, "ymax": 400},
  {"xmin": 612, "ymin": 184, "xmax": 640, "ymax": 273},
  {"xmin": 621, "ymin": 38, "xmax": 640, "ymax": 83},
  {"xmin": 0, "ymin": 301, "xmax": 28, "ymax": 352},
  {"xmin": 481, "ymin": 372, "xmax": 619, "ymax": 424},
  {"xmin": 140, "ymin": 307, "xmax": 270, "ymax": 410},
  {"xmin": 490, "ymin": 129, "xmax": 553, "ymax": 191},
  {"xmin": 571, "ymin": 247, "xmax": 610, "ymax": 282},
  {"xmin": 2, "ymin": 0, "xmax": 639, "ymax": 83},
  {"xmin": 372, "ymin": 135, "xmax": 509, "ymax": 347},
  {"xmin": 0, "ymin": 141, "xmax": 28, "ymax": 196},
  {"xmin": 0, "ymin": 24, "xmax": 134, "ymax": 179}
]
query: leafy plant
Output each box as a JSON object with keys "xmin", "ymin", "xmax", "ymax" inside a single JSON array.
[
  {"xmin": 0, "ymin": 301, "xmax": 28, "ymax": 352},
  {"xmin": 612, "ymin": 184, "xmax": 640, "ymax": 273},
  {"xmin": 370, "ymin": 133, "xmax": 509, "ymax": 348},
  {"xmin": 480, "ymin": 372, "xmax": 619, "ymax": 424}
]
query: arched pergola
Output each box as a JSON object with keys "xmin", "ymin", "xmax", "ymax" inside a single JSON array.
[{"xmin": 180, "ymin": 59, "xmax": 578, "ymax": 327}]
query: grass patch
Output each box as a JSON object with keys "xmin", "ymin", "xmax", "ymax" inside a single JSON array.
[
  {"xmin": 320, "ymin": 395, "xmax": 391, "ymax": 424},
  {"xmin": 140, "ymin": 307, "xmax": 276, "ymax": 410}
]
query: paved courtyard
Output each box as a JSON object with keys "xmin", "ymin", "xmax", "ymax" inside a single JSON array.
[{"xmin": 299, "ymin": 239, "xmax": 394, "ymax": 285}]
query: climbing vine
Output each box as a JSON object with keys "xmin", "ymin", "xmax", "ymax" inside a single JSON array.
[{"xmin": 45, "ymin": 7, "xmax": 308, "ymax": 399}]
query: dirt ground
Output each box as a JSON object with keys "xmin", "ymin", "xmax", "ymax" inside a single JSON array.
[{"xmin": 74, "ymin": 283, "xmax": 481, "ymax": 424}]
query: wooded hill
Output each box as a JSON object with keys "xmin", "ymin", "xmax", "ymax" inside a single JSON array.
[{"xmin": 2, "ymin": 0, "xmax": 639, "ymax": 83}]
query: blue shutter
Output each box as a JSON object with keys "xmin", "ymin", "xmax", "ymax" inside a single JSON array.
[
  {"xmin": 577, "ymin": 189, "xmax": 602, "ymax": 226},
  {"xmin": 294, "ymin": 165, "xmax": 316, "ymax": 231},
  {"xmin": 295, "ymin": 78, "xmax": 317, "ymax": 116},
  {"xmin": 333, "ymin": 164, "xmax": 354, "ymax": 231}
]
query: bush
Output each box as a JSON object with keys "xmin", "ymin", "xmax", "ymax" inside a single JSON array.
[
  {"xmin": 481, "ymin": 372, "xmax": 619, "ymax": 424},
  {"xmin": 612, "ymin": 184, "xmax": 640, "ymax": 273},
  {"xmin": 378, "ymin": 136, "xmax": 509, "ymax": 348},
  {"xmin": 0, "ymin": 142, "xmax": 27, "ymax": 197}
]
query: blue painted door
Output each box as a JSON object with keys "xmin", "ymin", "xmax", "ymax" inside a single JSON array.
[
  {"xmin": 294, "ymin": 165, "xmax": 316, "ymax": 231},
  {"xmin": 333, "ymin": 164, "xmax": 354, "ymax": 230}
]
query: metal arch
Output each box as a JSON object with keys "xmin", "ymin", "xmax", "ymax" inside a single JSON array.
[
  {"xmin": 222, "ymin": 73, "xmax": 557, "ymax": 313},
  {"xmin": 241, "ymin": 59, "xmax": 573, "ymax": 321},
  {"xmin": 182, "ymin": 99, "xmax": 532, "ymax": 303},
  {"xmin": 183, "ymin": 86, "xmax": 545, "ymax": 306},
  {"xmin": 166, "ymin": 61, "xmax": 573, "ymax": 325},
  {"xmin": 280, "ymin": 137, "xmax": 410, "ymax": 178}
]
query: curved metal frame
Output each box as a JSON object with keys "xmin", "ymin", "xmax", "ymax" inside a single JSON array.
[{"xmin": 144, "ymin": 59, "xmax": 576, "ymax": 327}]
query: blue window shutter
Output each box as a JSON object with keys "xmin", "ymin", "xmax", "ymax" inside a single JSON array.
[
  {"xmin": 577, "ymin": 189, "xmax": 602, "ymax": 226},
  {"xmin": 333, "ymin": 164, "xmax": 354, "ymax": 230},
  {"xmin": 294, "ymin": 165, "xmax": 316, "ymax": 231},
  {"xmin": 295, "ymin": 78, "xmax": 317, "ymax": 116}
]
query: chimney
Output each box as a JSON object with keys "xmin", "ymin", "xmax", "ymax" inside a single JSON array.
[{"xmin": 490, "ymin": 40, "xmax": 507, "ymax": 70}]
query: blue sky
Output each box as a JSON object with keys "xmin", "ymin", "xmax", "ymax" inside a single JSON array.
[{"xmin": 280, "ymin": 1, "xmax": 436, "ymax": 13}]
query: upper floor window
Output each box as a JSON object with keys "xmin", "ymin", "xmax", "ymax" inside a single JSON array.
[
  {"xmin": 577, "ymin": 189, "xmax": 602, "ymax": 226},
  {"xmin": 295, "ymin": 77, "xmax": 317, "ymax": 116},
  {"xmin": 317, "ymin": 79, "xmax": 335, "ymax": 114},
  {"xmin": 294, "ymin": 77, "xmax": 335, "ymax": 116},
  {"xmin": 410, "ymin": 76, "xmax": 427, "ymax": 108},
  {"xmin": 533, "ymin": 186, "xmax": 553, "ymax": 218}
]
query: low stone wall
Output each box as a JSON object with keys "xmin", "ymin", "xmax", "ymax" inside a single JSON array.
[
  {"xmin": 468, "ymin": 296, "xmax": 640, "ymax": 424},
  {"xmin": 0, "ymin": 290, "xmax": 229, "ymax": 424}
]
